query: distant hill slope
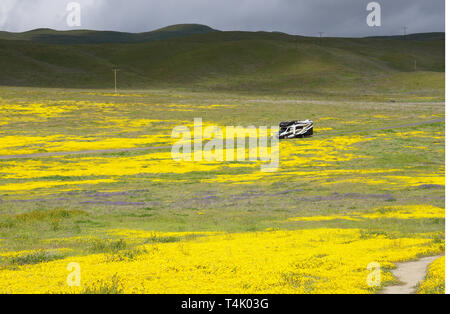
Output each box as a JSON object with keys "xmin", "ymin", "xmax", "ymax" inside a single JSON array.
[
  {"xmin": 0, "ymin": 29, "xmax": 444, "ymax": 96},
  {"xmin": 366, "ymin": 32, "xmax": 445, "ymax": 41},
  {"xmin": 0, "ymin": 24, "xmax": 217, "ymax": 44}
]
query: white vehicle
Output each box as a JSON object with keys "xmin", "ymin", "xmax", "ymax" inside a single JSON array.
[{"xmin": 277, "ymin": 120, "xmax": 314, "ymax": 139}]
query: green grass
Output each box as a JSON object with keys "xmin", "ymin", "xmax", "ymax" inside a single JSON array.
[{"xmin": 3, "ymin": 250, "xmax": 66, "ymax": 266}]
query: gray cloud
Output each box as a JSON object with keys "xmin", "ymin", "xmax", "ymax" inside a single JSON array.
[{"xmin": 0, "ymin": 0, "xmax": 445, "ymax": 37}]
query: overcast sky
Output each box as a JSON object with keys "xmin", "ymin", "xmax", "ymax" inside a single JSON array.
[{"xmin": 0, "ymin": 0, "xmax": 445, "ymax": 37}]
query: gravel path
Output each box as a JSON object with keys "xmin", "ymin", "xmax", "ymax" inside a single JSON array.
[{"xmin": 381, "ymin": 255, "xmax": 442, "ymax": 294}]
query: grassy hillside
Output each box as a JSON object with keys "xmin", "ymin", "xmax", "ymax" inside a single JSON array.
[
  {"xmin": 0, "ymin": 24, "xmax": 217, "ymax": 44},
  {"xmin": 367, "ymin": 32, "xmax": 445, "ymax": 41},
  {"xmin": 0, "ymin": 29, "xmax": 444, "ymax": 97}
]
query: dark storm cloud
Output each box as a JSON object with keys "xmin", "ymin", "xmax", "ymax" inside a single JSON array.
[{"xmin": 0, "ymin": 0, "xmax": 445, "ymax": 37}]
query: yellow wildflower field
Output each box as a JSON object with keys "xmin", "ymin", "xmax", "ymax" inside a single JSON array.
[
  {"xmin": 287, "ymin": 205, "xmax": 445, "ymax": 222},
  {"xmin": 417, "ymin": 256, "xmax": 445, "ymax": 294},
  {"xmin": 0, "ymin": 228, "xmax": 443, "ymax": 294},
  {"xmin": 0, "ymin": 88, "xmax": 445, "ymax": 294}
]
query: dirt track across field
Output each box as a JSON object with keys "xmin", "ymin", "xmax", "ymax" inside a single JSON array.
[
  {"xmin": 0, "ymin": 118, "xmax": 444, "ymax": 160},
  {"xmin": 381, "ymin": 255, "xmax": 442, "ymax": 294}
]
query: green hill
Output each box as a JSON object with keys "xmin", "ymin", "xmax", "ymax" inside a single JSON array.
[
  {"xmin": 0, "ymin": 28, "xmax": 444, "ymax": 96},
  {"xmin": 0, "ymin": 24, "xmax": 217, "ymax": 44},
  {"xmin": 366, "ymin": 32, "xmax": 445, "ymax": 41}
]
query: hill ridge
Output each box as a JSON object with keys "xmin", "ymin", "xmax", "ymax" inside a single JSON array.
[
  {"xmin": 0, "ymin": 24, "xmax": 443, "ymax": 44},
  {"xmin": 0, "ymin": 24, "xmax": 218, "ymax": 44}
]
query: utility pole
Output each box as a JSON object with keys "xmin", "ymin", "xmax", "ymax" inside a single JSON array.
[
  {"xmin": 318, "ymin": 32, "xmax": 324, "ymax": 45},
  {"xmin": 113, "ymin": 68, "xmax": 120, "ymax": 94},
  {"xmin": 402, "ymin": 26, "xmax": 408, "ymax": 37},
  {"xmin": 414, "ymin": 59, "xmax": 417, "ymax": 71}
]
